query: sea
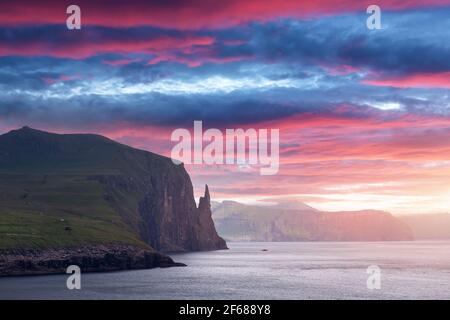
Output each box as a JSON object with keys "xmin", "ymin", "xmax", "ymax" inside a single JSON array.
[{"xmin": 1, "ymin": 241, "xmax": 449, "ymax": 299}]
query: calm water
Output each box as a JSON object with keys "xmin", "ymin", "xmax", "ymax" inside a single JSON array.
[{"xmin": 1, "ymin": 241, "xmax": 449, "ymax": 300}]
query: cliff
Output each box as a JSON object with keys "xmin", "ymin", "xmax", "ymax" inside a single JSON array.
[
  {"xmin": 0, "ymin": 127, "xmax": 226, "ymax": 275},
  {"xmin": 212, "ymin": 201, "xmax": 413, "ymax": 241}
]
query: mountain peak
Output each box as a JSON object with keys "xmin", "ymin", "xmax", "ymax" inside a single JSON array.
[
  {"xmin": 6, "ymin": 126, "xmax": 49, "ymax": 137},
  {"xmin": 13, "ymin": 125, "xmax": 36, "ymax": 132}
]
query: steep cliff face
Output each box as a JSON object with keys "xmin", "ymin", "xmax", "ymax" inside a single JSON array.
[
  {"xmin": 91, "ymin": 174, "xmax": 227, "ymax": 252},
  {"xmin": 0, "ymin": 127, "xmax": 227, "ymax": 255},
  {"xmin": 135, "ymin": 181, "xmax": 227, "ymax": 252}
]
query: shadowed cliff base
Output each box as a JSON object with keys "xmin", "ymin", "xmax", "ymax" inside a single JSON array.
[{"xmin": 0, "ymin": 245, "xmax": 187, "ymax": 277}]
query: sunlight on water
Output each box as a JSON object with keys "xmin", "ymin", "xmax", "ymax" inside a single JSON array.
[{"xmin": 1, "ymin": 241, "xmax": 449, "ymax": 299}]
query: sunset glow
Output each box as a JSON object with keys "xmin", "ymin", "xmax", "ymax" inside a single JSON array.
[{"xmin": 1, "ymin": 1, "xmax": 450, "ymax": 215}]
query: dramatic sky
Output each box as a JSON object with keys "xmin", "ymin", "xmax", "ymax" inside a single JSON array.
[{"xmin": 1, "ymin": 0, "xmax": 450, "ymax": 214}]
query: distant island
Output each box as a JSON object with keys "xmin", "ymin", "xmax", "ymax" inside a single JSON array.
[
  {"xmin": 212, "ymin": 201, "xmax": 414, "ymax": 241},
  {"xmin": 212, "ymin": 200, "xmax": 450, "ymax": 241},
  {"xmin": 0, "ymin": 127, "xmax": 227, "ymax": 276}
]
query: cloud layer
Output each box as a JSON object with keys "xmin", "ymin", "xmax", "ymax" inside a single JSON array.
[{"xmin": 1, "ymin": 2, "xmax": 450, "ymax": 213}]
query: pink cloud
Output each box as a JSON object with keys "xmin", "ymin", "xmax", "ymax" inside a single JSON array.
[
  {"xmin": 362, "ymin": 72, "xmax": 450, "ymax": 89},
  {"xmin": 1, "ymin": 0, "xmax": 449, "ymax": 29}
]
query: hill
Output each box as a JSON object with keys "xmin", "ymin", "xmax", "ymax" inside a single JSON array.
[{"xmin": 0, "ymin": 127, "xmax": 226, "ymax": 275}]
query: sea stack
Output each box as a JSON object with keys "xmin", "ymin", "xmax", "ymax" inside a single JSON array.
[{"xmin": 196, "ymin": 184, "xmax": 228, "ymax": 251}]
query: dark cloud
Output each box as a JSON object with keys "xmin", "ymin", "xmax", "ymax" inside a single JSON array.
[
  {"xmin": 2, "ymin": 8, "xmax": 450, "ymax": 74},
  {"xmin": 1, "ymin": 9, "xmax": 450, "ymax": 130}
]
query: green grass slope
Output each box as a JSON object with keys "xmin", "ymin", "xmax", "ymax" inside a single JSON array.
[
  {"xmin": 0, "ymin": 127, "xmax": 174, "ymax": 250},
  {"xmin": 0, "ymin": 174, "xmax": 147, "ymax": 250}
]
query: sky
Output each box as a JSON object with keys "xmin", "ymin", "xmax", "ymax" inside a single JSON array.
[{"xmin": 1, "ymin": 0, "xmax": 450, "ymax": 214}]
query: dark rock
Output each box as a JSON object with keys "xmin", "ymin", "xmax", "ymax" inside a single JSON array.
[
  {"xmin": 0, "ymin": 245, "xmax": 185, "ymax": 276},
  {"xmin": 100, "ymin": 176, "xmax": 228, "ymax": 252}
]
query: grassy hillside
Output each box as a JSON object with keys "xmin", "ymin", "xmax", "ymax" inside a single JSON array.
[
  {"xmin": 0, "ymin": 127, "xmax": 173, "ymax": 250},
  {"xmin": 0, "ymin": 174, "xmax": 147, "ymax": 250},
  {"xmin": 0, "ymin": 126, "xmax": 169, "ymax": 175}
]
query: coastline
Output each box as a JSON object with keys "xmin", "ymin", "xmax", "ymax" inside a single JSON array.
[
  {"xmin": 0, "ymin": 244, "xmax": 186, "ymax": 277},
  {"xmin": 1, "ymin": 241, "xmax": 449, "ymax": 300}
]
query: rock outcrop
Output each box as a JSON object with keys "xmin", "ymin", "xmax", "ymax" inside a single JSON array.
[
  {"xmin": 195, "ymin": 185, "xmax": 228, "ymax": 250},
  {"xmin": 0, "ymin": 245, "xmax": 185, "ymax": 276}
]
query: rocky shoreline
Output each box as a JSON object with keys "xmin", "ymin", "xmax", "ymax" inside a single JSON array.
[{"xmin": 0, "ymin": 245, "xmax": 186, "ymax": 276}]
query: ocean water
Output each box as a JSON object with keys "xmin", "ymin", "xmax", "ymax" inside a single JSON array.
[{"xmin": 1, "ymin": 241, "xmax": 449, "ymax": 300}]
